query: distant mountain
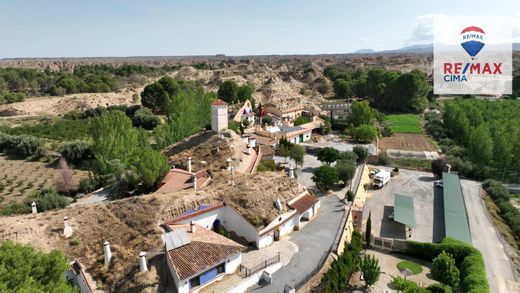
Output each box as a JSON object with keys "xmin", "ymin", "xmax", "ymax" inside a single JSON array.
[
  {"xmin": 379, "ymin": 44, "xmax": 433, "ymax": 54},
  {"xmin": 376, "ymin": 43, "xmax": 520, "ymax": 54},
  {"xmin": 352, "ymin": 48, "xmax": 376, "ymax": 54}
]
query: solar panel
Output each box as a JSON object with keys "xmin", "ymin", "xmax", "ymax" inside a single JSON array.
[{"xmin": 164, "ymin": 228, "xmax": 191, "ymax": 251}]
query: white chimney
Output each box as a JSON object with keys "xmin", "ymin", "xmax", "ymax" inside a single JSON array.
[
  {"xmin": 31, "ymin": 202, "xmax": 37, "ymax": 214},
  {"xmin": 446, "ymin": 164, "xmax": 451, "ymax": 173},
  {"xmin": 63, "ymin": 216, "xmax": 73, "ymax": 238},
  {"xmin": 139, "ymin": 252, "xmax": 148, "ymax": 272},
  {"xmin": 103, "ymin": 241, "xmax": 112, "ymax": 266},
  {"xmin": 289, "ymin": 166, "xmax": 295, "ymax": 178},
  {"xmin": 190, "ymin": 220, "xmax": 196, "ymax": 233},
  {"xmin": 192, "ymin": 174, "xmax": 197, "ymax": 190},
  {"xmin": 226, "ymin": 158, "xmax": 232, "ymax": 171},
  {"xmin": 275, "ymin": 198, "xmax": 282, "ymax": 211},
  {"xmin": 187, "ymin": 157, "xmax": 192, "ymax": 173}
]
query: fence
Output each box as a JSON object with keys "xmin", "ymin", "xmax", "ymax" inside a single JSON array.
[
  {"xmin": 294, "ymin": 250, "xmax": 331, "ymax": 290},
  {"xmin": 240, "ymin": 253, "xmax": 280, "ymax": 277}
]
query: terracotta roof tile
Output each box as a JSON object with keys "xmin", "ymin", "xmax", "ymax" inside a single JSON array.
[
  {"xmin": 289, "ymin": 192, "xmax": 319, "ymax": 214},
  {"xmin": 211, "ymin": 99, "xmax": 228, "ymax": 106},
  {"xmin": 166, "ymin": 225, "xmax": 245, "ymax": 281}
]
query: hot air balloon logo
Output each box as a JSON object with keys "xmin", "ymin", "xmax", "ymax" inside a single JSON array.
[{"xmin": 460, "ymin": 26, "xmax": 485, "ymax": 59}]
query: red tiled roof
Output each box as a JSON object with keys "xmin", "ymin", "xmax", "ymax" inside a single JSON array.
[
  {"xmin": 259, "ymin": 145, "xmax": 275, "ymax": 157},
  {"xmin": 156, "ymin": 168, "xmax": 209, "ymax": 194},
  {"xmin": 211, "ymin": 99, "xmax": 228, "ymax": 106},
  {"xmin": 166, "ymin": 225, "xmax": 245, "ymax": 281},
  {"xmin": 289, "ymin": 192, "xmax": 319, "ymax": 214},
  {"xmin": 164, "ymin": 202, "xmax": 225, "ymax": 225}
]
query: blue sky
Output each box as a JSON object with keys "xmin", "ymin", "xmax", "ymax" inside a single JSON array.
[{"xmin": 0, "ymin": 0, "xmax": 518, "ymax": 58}]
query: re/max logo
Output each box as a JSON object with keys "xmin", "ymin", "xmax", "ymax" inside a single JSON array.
[{"xmin": 443, "ymin": 63, "xmax": 502, "ymax": 75}]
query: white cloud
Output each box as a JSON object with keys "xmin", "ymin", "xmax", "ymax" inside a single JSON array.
[
  {"xmin": 358, "ymin": 37, "xmax": 368, "ymax": 43},
  {"xmin": 407, "ymin": 14, "xmax": 436, "ymax": 44}
]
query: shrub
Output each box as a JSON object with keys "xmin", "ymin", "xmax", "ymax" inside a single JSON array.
[
  {"xmin": 426, "ymin": 283, "xmax": 453, "ymax": 293},
  {"xmin": 30, "ymin": 189, "xmax": 68, "ymax": 212},
  {"xmin": 432, "ymin": 251, "xmax": 459, "ymax": 288},
  {"xmin": 346, "ymin": 190, "xmax": 354, "ymax": 202},
  {"xmin": 257, "ymin": 160, "xmax": 276, "ymax": 172},
  {"xmin": 351, "ymin": 124, "xmax": 377, "ymax": 142},
  {"xmin": 482, "ymin": 180, "xmax": 520, "ymax": 246},
  {"xmin": 59, "ymin": 140, "xmax": 92, "ymax": 165},
  {"xmin": 0, "ymin": 201, "xmax": 31, "ymax": 216},
  {"xmin": 404, "ymin": 238, "xmax": 488, "ymax": 293},
  {"xmin": 1, "ymin": 134, "xmax": 42, "ymax": 157},
  {"xmin": 391, "ymin": 276, "xmax": 427, "ymax": 292},
  {"xmin": 131, "ymin": 107, "xmax": 160, "ymax": 130},
  {"xmin": 378, "ymin": 153, "xmax": 391, "ymax": 165}
]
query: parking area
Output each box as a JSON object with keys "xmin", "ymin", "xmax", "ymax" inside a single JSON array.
[{"xmin": 362, "ymin": 167, "xmax": 444, "ymax": 243}]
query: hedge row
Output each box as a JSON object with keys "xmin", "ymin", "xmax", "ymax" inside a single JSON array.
[
  {"xmin": 0, "ymin": 132, "xmax": 43, "ymax": 157},
  {"xmin": 404, "ymin": 238, "xmax": 488, "ymax": 293},
  {"xmin": 482, "ymin": 179, "xmax": 520, "ymax": 247}
]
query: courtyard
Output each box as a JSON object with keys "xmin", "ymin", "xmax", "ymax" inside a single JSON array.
[{"xmin": 362, "ymin": 167, "xmax": 444, "ymax": 243}]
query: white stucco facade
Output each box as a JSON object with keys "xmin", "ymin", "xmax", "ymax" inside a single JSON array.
[{"xmin": 211, "ymin": 102, "xmax": 228, "ymax": 132}]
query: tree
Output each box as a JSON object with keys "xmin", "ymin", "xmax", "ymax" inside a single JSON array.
[
  {"xmin": 312, "ymin": 165, "xmax": 338, "ymax": 191},
  {"xmin": 467, "ymin": 124, "xmax": 493, "ymax": 165},
  {"xmin": 217, "ymin": 80, "xmax": 238, "ymax": 103},
  {"xmin": 236, "ymin": 84, "xmax": 254, "ymax": 103},
  {"xmin": 90, "ymin": 111, "xmax": 169, "ymax": 193},
  {"xmin": 358, "ymin": 254, "xmax": 381, "ymax": 288},
  {"xmin": 333, "ymin": 78, "xmax": 351, "ymax": 99},
  {"xmin": 0, "ymin": 241, "xmax": 74, "ymax": 292},
  {"xmin": 278, "ymin": 144, "xmax": 291, "ymax": 163},
  {"xmin": 366, "ymin": 211, "xmax": 372, "ymax": 247},
  {"xmin": 335, "ymin": 159, "xmax": 356, "ymax": 185},
  {"xmin": 348, "ymin": 100, "xmax": 375, "ymax": 127},
  {"xmin": 294, "ymin": 115, "xmax": 311, "ymax": 126},
  {"xmin": 140, "ymin": 76, "xmax": 194, "ymax": 114},
  {"xmin": 432, "ymin": 251, "xmax": 460, "ymax": 288},
  {"xmin": 290, "ymin": 144, "xmax": 305, "ymax": 168},
  {"xmin": 317, "ymin": 147, "xmax": 341, "ymax": 165},
  {"xmin": 431, "ymin": 157, "xmax": 448, "ymax": 178},
  {"xmin": 55, "ymin": 158, "xmax": 75, "ymax": 195},
  {"xmin": 353, "ymin": 146, "xmax": 368, "ymax": 164},
  {"xmin": 352, "ymin": 125, "xmax": 378, "ymax": 142}
]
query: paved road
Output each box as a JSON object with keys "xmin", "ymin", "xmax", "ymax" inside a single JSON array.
[
  {"xmin": 460, "ymin": 179, "xmax": 518, "ymax": 293},
  {"xmin": 252, "ymin": 194, "xmax": 344, "ymax": 292},
  {"xmin": 253, "ymin": 154, "xmax": 345, "ymax": 292}
]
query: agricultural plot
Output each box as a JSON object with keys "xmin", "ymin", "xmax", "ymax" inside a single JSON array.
[
  {"xmin": 0, "ymin": 155, "xmax": 88, "ymax": 212},
  {"xmin": 386, "ymin": 114, "xmax": 422, "ymax": 133},
  {"xmin": 380, "ymin": 133, "xmax": 438, "ymax": 153}
]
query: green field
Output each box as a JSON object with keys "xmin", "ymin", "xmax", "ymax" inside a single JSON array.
[
  {"xmin": 396, "ymin": 260, "xmax": 423, "ymax": 275},
  {"xmin": 386, "ymin": 114, "xmax": 422, "ymax": 133}
]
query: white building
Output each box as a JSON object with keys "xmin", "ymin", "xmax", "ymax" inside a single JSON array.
[
  {"xmin": 211, "ymin": 99, "xmax": 228, "ymax": 132},
  {"xmin": 164, "ymin": 223, "xmax": 245, "ymax": 293},
  {"xmin": 165, "ymin": 191, "xmax": 320, "ymax": 249}
]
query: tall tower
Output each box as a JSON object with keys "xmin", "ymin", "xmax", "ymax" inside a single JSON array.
[{"xmin": 211, "ymin": 99, "xmax": 228, "ymax": 132}]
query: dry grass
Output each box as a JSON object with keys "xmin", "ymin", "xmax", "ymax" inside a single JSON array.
[
  {"xmin": 481, "ymin": 190, "xmax": 520, "ymax": 271},
  {"xmin": 0, "ymin": 170, "xmax": 306, "ymax": 291}
]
